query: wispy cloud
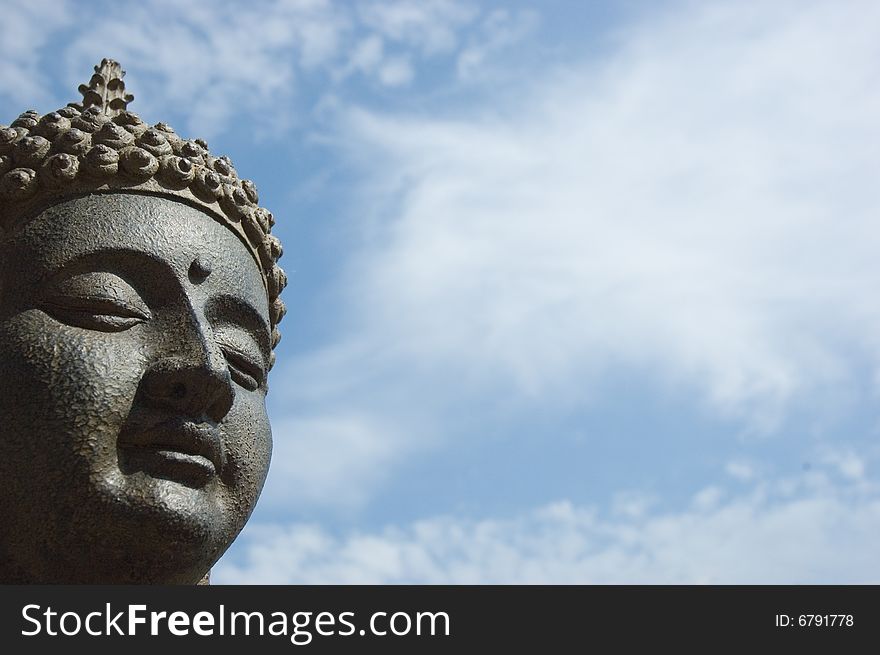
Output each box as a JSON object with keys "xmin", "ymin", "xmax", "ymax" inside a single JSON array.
[
  {"xmin": 1, "ymin": 0, "xmax": 514, "ymax": 136},
  {"xmin": 255, "ymin": 0, "xmax": 880, "ymax": 511},
  {"xmin": 313, "ymin": 0, "xmax": 880, "ymax": 428},
  {"xmin": 456, "ymin": 8, "xmax": 538, "ymax": 82},
  {"xmin": 60, "ymin": 0, "xmax": 350, "ymax": 135},
  {"xmin": 261, "ymin": 412, "xmax": 405, "ymax": 511},
  {"xmin": 217, "ymin": 468, "xmax": 880, "ymax": 583},
  {"xmin": 0, "ymin": 0, "xmax": 72, "ymax": 108},
  {"xmin": 357, "ymin": 0, "xmax": 477, "ymax": 56}
]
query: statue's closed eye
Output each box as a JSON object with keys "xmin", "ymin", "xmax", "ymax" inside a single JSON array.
[
  {"xmin": 212, "ymin": 324, "xmax": 267, "ymax": 391},
  {"xmin": 220, "ymin": 345, "xmax": 264, "ymax": 392},
  {"xmin": 40, "ymin": 272, "xmax": 151, "ymax": 333}
]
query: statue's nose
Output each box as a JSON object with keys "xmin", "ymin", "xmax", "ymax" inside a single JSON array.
[{"xmin": 139, "ymin": 311, "xmax": 234, "ymax": 422}]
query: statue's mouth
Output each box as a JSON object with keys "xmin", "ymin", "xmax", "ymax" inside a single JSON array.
[{"xmin": 117, "ymin": 419, "xmax": 224, "ymax": 487}]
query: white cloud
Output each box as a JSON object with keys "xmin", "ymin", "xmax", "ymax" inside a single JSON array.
[
  {"xmin": 692, "ymin": 486, "xmax": 725, "ymax": 511},
  {"xmin": 1, "ymin": 0, "xmax": 487, "ymax": 135},
  {"xmin": 818, "ymin": 447, "xmax": 867, "ymax": 482},
  {"xmin": 338, "ymin": 0, "xmax": 485, "ymax": 86},
  {"xmin": 725, "ymin": 460, "xmax": 756, "ymax": 482},
  {"xmin": 253, "ymin": 0, "xmax": 880, "ymax": 510},
  {"xmin": 377, "ymin": 57, "xmax": 413, "ymax": 87},
  {"xmin": 357, "ymin": 0, "xmax": 477, "ymax": 56},
  {"xmin": 58, "ymin": 0, "xmax": 350, "ymax": 136},
  {"xmin": 216, "ymin": 472, "xmax": 880, "ymax": 583},
  {"xmin": 0, "ymin": 0, "xmax": 72, "ymax": 107},
  {"xmin": 320, "ymin": 0, "xmax": 880, "ymax": 432},
  {"xmin": 611, "ymin": 491, "xmax": 656, "ymax": 519},
  {"xmin": 457, "ymin": 8, "xmax": 538, "ymax": 81},
  {"xmin": 260, "ymin": 412, "xmax": 405, "ymax": 510},
  {"xmin": 347, "ymin": 34, "xmax": 385, "ymax": 75}
]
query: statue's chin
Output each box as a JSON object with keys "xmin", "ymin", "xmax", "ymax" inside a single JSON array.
[
  {"xmin": 62, "ymin": 471, "xmax": 237, "ymax": 584},
  {"xmin": 3, "ymin": 473, "xmax": 237, "ymax": 584},
  {"xmin": 0, "ymin": 443, "xmax": 246, "ymax": 583}
]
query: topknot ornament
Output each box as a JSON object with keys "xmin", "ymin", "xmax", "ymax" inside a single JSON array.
[
  {"xmin": 0, "ymin": 59, "xmax": 286, "ymax": 364},
  {"xmin": 71, "ymin": 59, "xmax": 134, "ymax": 118}
]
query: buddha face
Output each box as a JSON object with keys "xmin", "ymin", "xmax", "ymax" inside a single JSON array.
[{"xmin": 0, "ymin": 193, "xmax": 272, "ymax": 583}]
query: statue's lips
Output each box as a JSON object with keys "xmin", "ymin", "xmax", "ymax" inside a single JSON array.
[{"xmin": 118, "ymin": 419, "xmax": 223, "ymax": 484}]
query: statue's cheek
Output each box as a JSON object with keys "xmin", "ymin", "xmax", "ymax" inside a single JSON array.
[
  {"xmin": 218, "ymin": 393, "xmax": 272, "ymax": 508},
  {"xmin": 0, "ymin": 310, "xmax": 145, "ymax": 459}
]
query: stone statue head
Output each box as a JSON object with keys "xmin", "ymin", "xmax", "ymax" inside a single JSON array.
[{"xmin": 0, "ymin": 60, "xmax": 286, "ymax": 583}]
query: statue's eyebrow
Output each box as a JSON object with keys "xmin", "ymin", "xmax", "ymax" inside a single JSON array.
[
  {"xmin": 42, "ymin": 247, "xmax": 175, "ymax": 288},
  {"xmin": 207, "ymin": 293, "xmax": 271, "ymax": 364}
]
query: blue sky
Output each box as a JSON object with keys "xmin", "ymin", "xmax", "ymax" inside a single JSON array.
[{"xmin": 3, "ymin": 0, "xmax": 880, "ymax": 582}]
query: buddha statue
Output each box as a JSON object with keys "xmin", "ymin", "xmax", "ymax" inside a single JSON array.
[{"xmin": 0, "ymin": 59, "xmax": 286, "ymax": 583}]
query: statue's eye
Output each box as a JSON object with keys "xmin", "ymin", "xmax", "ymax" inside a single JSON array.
[
  {"xmin": 211, "ymin": 323, "xmax": 267, "ymax": 392},
  {"xmin": 40, "ymin": 272, "xmax": 151, "ymax": 333},
  {"xmin": 220, "ymin": 345, "xmax": 265, "ymax": 392}
]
